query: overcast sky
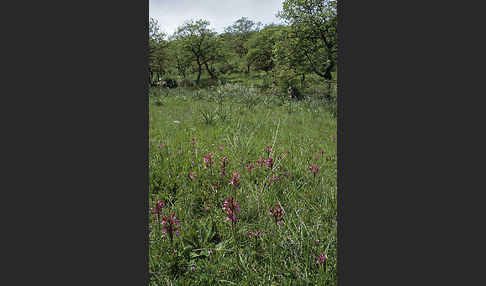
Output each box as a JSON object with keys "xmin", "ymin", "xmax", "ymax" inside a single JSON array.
[{"xmin": 149, "ymin": 0, "xmax": 285, "ymax": 36}]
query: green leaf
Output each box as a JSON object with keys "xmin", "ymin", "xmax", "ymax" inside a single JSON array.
[
  {"xmin": 190, "ymin": 252, "xmax": 201, "ymax": 259},
  {"xmin": 215, "ymin": 241, "xmax": 226, "ymax": 250},
  {"xmin": 182, "ymin": 237, "xmax": 196, "ymax": 248},
  {"xmin": 239, "ymin": 253, "xmax": 248, "ymax": 271},
  {"xmin": 205, "ymin": 221, "xmax": 215, "ymax": 243},
  {"xmin": 201, "ymin": 249, "xmax": 210, "ymax": 257}
]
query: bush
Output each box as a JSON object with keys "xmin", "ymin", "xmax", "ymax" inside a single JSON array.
[
  {"xmin": 162, "ymin": 78, "xmax": 178, "ymax": 89},
  {"xmin": 287, "ymin": 85, "xmax": 305, "ymax": 100},
  {"xmin": 219, "ymin": 63, "xmax": 236, "ymax": 75},
  {"xmin": 197, "ymin": 78, "xmax": 219, "ymax": 88},
  {"xmin": 179, "ymin": 79, "xmax": 194, "ymax": 88},
  {"xmin": 275, "ymin": 70, "xmax": 306, "ymax": 100}
]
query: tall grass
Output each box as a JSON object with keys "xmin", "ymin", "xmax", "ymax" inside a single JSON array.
[{"xmin": 149, "ymin": 84, "xmax": 337, "ymax": 285}]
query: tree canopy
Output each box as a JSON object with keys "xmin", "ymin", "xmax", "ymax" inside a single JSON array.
[
  {"xmin": 148, "ymin": 0, "xmax": 338, "ymax": 90},
  {"xmin": 278, "ymin": 0, "xmax": 337, "ymax": 80}
]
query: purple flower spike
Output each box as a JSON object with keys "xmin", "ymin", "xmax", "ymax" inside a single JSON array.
[{"xmin": 222, "ymin": 196, "xmax": 240, "ymax": 226}]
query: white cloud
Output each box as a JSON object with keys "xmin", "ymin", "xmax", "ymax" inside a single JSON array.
[{"xmin": 149, "ymin": 0, "xmax": 284, "ymax": 35}]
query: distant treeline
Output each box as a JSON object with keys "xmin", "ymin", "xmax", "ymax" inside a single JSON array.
[{"xmin": 149, "ymin": 0, "xmax": 337, "ymax": 91}]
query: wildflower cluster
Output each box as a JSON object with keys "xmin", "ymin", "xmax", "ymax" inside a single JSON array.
[
  {"xmin": 269, "ymin": 204, "xmax": 284, "ymax": 226},
  {"xmin": 228, "ymin": 172, "xmax": 240, "ymax": 188},
  {"xmin": 309, "ymin": 164, "xmax": 319, "ymax": 177},
  {"xmin": 246, "ymin": 162, "xmax": 254, "ymax": 173},
  {"xmin": 248, "ymin": 146, "xmax": 275, "ymax": 173},
  {"xmin": 247, "ymin": 231, "xmax": 262, "ymax": 238},
  {"xmin": 191, "ymin": 137, "xmax": 198, "ymax": 154},
  {"xmin": 269, "ymin": 176, "xmax": 279, "ymax": 185},
  {"xmin": 161, "ymin": 213, "xmax": 180, "ymax": 242},
  {"xmin": 203, "ymin": 152, "xmax": 214, "ymax": 169},
  {"xmin": 265, "ymin": 145, "xmax": 272, "ymax": 157},
  {"xmin": 256, "ymin": 157, "xmax": 265, "ymax": 168},
  {"xmin": 316, "ymin": 253, "xmax": 327, "ymax": 270},
  {"xmin": 222, "ymin": 196, "xmax": 240, "ymax": 226},
  {"xmin": 220, "ymin": 156, "xmax": 228, "ymax": 179},
  {"xmin": 151, "ymin": 200, "xmax": 164, "ymax": 222},
  {"xmin": 153, "ymin": 137, "xmax": 331, "ymax": 274},
  {"xmin": 264, "ymin": 157, "xmax": 274, "ymax": 169}
]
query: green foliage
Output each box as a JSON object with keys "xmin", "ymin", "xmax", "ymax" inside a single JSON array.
[
  {"xmin": 224, "ymin": 17, "xmax": 262, "ymax": 60},
  {"xmin": 166, "ymin": 39, "xmax": 193, "ymax": 80},
  {"xmin": 173, "ymin": 19, "xmax": 227, "ymax": 85},
  {"xmin": 277, "ymin": 0, "xmax": 337, "ymax": 80},
  {"xmin": 149, "ymin": 1, "xmax": 338, "ymax": 96},
  {"xmin": 149, "ymin": 18, "xmax": 169, "ymax": 86},
  {"xmin": 154, "ymin": 97, "xmax": 164, "ymax": 106},
  {"xmin": 200, "ymin": 108, "xmax": 217, "ymax": 125},
  {"xmin": 246, "ymin": 25, "xmax": 285, "ymax": 73}
]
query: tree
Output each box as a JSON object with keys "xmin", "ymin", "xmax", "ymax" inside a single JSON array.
[
  {"xmin": 224, "ymin": 17, "xmax": 262, "ymax": 73},
  {"xmin": 246, "ymin": 25, "xmax": 285, "ymax": 73},
  {"xmin": 278, "ymin": 0, "xmax": 337, "ymax": 81},
  {"xmin": 149, "ymin": 18, "xmax": 168, "ymax": 86},
  {"xmin": 274, "ymin": 26, "xmax": 314, "ymax": 88},
  {"xmin": 174, "ymin": 19, "xmax": 221, "ymax": 84},
  {"xmin": 203, "ymin": 35, "xmax": 228, "ymax": 79},
  {"xmin": 166, "ymin": 39, "xmax": 192, "ymax": 81}
]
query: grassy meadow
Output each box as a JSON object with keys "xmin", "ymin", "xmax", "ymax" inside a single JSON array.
[{"xmin": 149, "ymin": 83, "xmax": 337, "ymax": 285}]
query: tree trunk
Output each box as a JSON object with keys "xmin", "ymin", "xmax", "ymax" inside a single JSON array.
[
  {"xmin": 324, "ymin": 58, "xmax": 335, "ymax": 81},
  {"xmin": 328, "ymin": 81, "xmax": 332, "ymax": 97},
  {"xmin": 149, "ymin": 71, "xmax": 154, "ymax": 86},
  {"xmin": 196, "ymin": 62, "xmax": 202, "ymax": 84},
  {"xmin": 204, "ymin": 61, "xmax": 216, "ymax": 80},
  {"xmin": 247, "ymin": 64, "xmax": 250, "ymax": 74}
]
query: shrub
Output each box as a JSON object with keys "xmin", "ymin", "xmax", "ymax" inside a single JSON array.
[
  {"xmin": 219, "ymin": 63, "xmax": 236, "ymax": 75},
  {"xmin": 179, "ymin": 79, "xmax": 194, "ymax": 88},
  {"xmin": 162, "ymin": 78, "xmax": 178, "ymax": 89},
  {"xmin": 287, "ymin": 86, "xmax": 305, "ymax": 100}
]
